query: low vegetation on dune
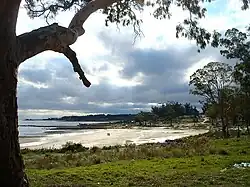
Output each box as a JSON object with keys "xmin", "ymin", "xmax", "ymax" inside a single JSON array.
[{"xmin": 24, "ymin": 132, "xmax": 250, "ymax": 186}]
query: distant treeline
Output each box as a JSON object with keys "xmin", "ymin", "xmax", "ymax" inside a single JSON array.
[
  {"xmin": 25, "ymin": 114, "xmax": 136, "ymax": 122},
  {"xmin": 134, "ymin": 102, "xmax": 200, "ymax": 126},
  {"xmin": 25, "ymin": 103, "xmax": 199, "ymax": 123}
]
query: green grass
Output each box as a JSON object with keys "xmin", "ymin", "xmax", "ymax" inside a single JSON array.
[{"xmin": 25, "ymin": 133, "xmax": 250, "ymax": 186}]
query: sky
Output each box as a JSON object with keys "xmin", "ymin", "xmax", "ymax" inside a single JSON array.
[{"xmin": 16, "ymin": 0, "xmax": 250, "ymax": 119}]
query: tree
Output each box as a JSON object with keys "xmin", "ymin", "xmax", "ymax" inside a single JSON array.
[
  {"xmin": 1, "ymin": 0, "xmax": 249, "ymax": 186},
  {"xmin": 134, "ymin": 111, "xmax": 156, "ymax": 126},
  {"xmin": 200, "ymin": 101, "xmax": 209, "ymax": 115},
  {"xmin": 216, "ymin": 27, "xmax": 250, "ymax": 135},
  {"xmin": 206, "ymin": 103, "xmax": 219, "ymax": 127},
  {"xmin": 189, "ymin": 62, "xmax": 234, "ymax": 137},
  {"xmin": 164, "ymin": 103, "xmax": 176, "ymax": 125},
  {"xmin": 151, "ymin": 102, "xmax": 199, "ymax": 124}
]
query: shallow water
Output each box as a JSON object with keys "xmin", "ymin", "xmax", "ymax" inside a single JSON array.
[{"xmin": 18, "ymin": 120, "xmax": 106, "ymax": 137}]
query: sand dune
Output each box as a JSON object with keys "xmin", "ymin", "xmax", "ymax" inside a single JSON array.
[{"xmin": 19, "ymin": 127, "xmax": 208, "ymax": 149}]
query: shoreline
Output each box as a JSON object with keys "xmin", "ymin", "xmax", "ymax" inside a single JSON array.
[{"xmin": 19, "ymin": 127, "xmax": 208, "ymax": 150}]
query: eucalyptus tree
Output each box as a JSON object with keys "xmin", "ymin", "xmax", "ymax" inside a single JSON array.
[
  {"xmin": 189, "ymin": 61, "xmax": 234, "ymax": 137},
  {"xmin": 216, "ymin": 26, "xmax": 250, "ymax": 135}
]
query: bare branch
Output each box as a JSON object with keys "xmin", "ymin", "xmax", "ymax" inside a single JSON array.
[
  {"xmin": 17, "ymin": 23, "xmax": 78, "ymax": 63},
  {"xmin": 17, "ymin": 24, "xmax": 91, "ymax": 87},
  {"xmin": 69, "ymin": 0, "xmax": 119, "ymax": 36},
  {"xmin": 63, "ymin": 46, "xmax": 91, "ymax": 87}
]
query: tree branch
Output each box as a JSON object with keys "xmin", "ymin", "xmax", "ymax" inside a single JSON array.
[
  {"xmin": 17, "ymin": 23, "xmax": 78, "ymax": 63},
  {"xmin": 62, "ymin": 46, "xmax": 91, "ymax": 87},
  {"xmin": 68, "ymin": 0, "xmax": 119, "ymax": 36},
  {"xmin": 17, "ymin": 0, "xmax": 126, "ymax": 88},
  {"xmin": 18, "ymin": 0, "xmax": 123, "ymax": 62},
  {"xmin": 17, "ymin": 24, "xmax": 91, "ymax": 87}
]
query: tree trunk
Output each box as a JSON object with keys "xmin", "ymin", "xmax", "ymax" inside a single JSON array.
[
  {"xmin": 0, "ymin": 52, "xmax": 29, "ymax": 187},
  {"xmin": 221, "ymin": 116, "xmax": 227, "ymax": 138},
  {"xmin": 219, "ymin": 90, "xmax": 227, "ymax": 138},
  {"xmin": 237, "ymin": 124, "xmax": 240, "ymax": 138},
  {"xmin": 247, "ymin": 121, "xmax": 250, "ymax": 135},
  {"xmin": 233, "ymin": 117, "xmax": 240, "ymax": 138},
  {"xmin": 0, "ymin": 1, "xmax": 28, "ymax": 185},
  {"xmin": 225, "ymin": 117, "xmax": 230, "ymax": 138}
]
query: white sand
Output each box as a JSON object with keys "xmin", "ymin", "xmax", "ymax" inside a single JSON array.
[{"xmin": 19, "ymin": 127, "xmax": 208, "ymax": 149}]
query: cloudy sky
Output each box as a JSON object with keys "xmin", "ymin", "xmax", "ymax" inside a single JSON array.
[{"xmin": 16, "ymin": 0, "xmax": 249, "ymax": 119}]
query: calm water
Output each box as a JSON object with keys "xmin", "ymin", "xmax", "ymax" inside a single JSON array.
[{"xmin": 18, "ymin": 120, "xmax": 108, "ymax": 137}]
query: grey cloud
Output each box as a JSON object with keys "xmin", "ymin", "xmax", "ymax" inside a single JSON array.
[
  {"xmin": 19, "ymin": 69, "xmax": 52, "ymax": 84},
  {"xmin": 18, "ymin": 30, "xmax": 233, "ymax": 118},
  {"xmin": 121, "ymin": 48, "xmax": 192, "ymax": 79}
]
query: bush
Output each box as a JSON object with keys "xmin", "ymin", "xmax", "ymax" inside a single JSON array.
[
  {"xmin": 90, "ymin": 146, "xmax": 100, "ymax": 153},
  {"xmin": 218, "ymin": 149, "xmax": 229, "ymax": 155},
  {"xmin": 60, "ymin": 142, "xmax": 89, "ymax": 153}
]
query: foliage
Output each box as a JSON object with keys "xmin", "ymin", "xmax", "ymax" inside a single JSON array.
[
  {"xmin": 188, "ymin": 61, "xmax": 250, "ymax": 137},
  {"xmin": 207, "ymin": 26, "xmax": 250, "ymax": 137},
  {"xmin": 23, "ymin": 0, "xmax": 250, "ymax": 50},
  {"xmin": 24, "ymin": 132, "xmax": 250, "ymax": 170},
  {"xmin": 150, "ymin": 102, "xmax": 199, "ymax": 124},
  {"xmin": 189, "ymin": 61, "xmax": 233, "ymax": 104},
  {"xmin": 24, "ymin": 134, "xmax": 250, "ymax": 186},
  {"xmin": 134, "ymin": 111, "xmax": 157, "ymax": 125}
]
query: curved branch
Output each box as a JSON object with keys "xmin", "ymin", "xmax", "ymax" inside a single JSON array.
[
  {"xmin": 17, "ymin": 23, "xmax": 78, "ymax": 63},
  {"xmin": 69, "ymin": 0, "xmax": 118, "ymax": 36},
  {"xmin": 62, "ymin": 46, "xmax": 91, "ymax": 87},
  {"xmin": 17, "ymin": 24, "xmax": 91, "ymax": 87}
]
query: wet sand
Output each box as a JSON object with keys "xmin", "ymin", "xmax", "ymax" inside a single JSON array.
[{"xmin": 19, "ymin": 127, "xmax": 208, "ymax": 149}]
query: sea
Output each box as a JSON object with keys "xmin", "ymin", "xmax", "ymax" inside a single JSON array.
[{"xmin": 18, "ymin": 120, "xmax": 108, "ymax": 137}]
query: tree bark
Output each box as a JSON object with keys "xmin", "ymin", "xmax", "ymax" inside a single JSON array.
[
  {"xmin": 0, "ymin": 0, "xmax": 29, "ymax": 186},
  {"xmin": 221, "ymin": 116, "xmax": 227, "ymax": 138},
  {"xmin": 0, "ymin": 58, "xmax": 28, "ymax": 187},
  {"xmin": 219, "ymin": 90, "xmax": 227, "ymax": 138},
  {"xmin": 247, "ymin": 120, "xmax": 250, "ymax": 135},
  {"xmin": 225, "ymin": 117, "xmax": 230, "ymax": 137}
]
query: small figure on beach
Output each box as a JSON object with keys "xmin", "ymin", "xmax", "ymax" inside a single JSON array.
[{"xmin": 107, "ymin": 133, "xmax": 110, "ymax": 136}]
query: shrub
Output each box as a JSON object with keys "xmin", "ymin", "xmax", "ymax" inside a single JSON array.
[
  {"xmin": 218, "ymin": 149, "xmax": 229, "ymax": 155},
  {"xmin": 60, "ymin": 142, "xmax": 88, "ymax": 153}
]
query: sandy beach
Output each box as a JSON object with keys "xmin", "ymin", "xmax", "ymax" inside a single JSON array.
[{"xmin": 19, "ymin": 127, "xmax": 208, "ymax": 149}]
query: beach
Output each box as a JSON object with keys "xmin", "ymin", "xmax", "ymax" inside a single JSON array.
[{"xmin": 19, "ymin": 127, "xmax": 208, "ymax": 149}]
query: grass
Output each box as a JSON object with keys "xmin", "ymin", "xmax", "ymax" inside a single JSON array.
[{"xmin": 24, "ymin": 132, "xmax": 250, "ymax": 186}]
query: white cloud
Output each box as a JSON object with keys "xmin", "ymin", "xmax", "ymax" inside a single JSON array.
[{"xmin": 183, "ymin": 56, "xmax": 216, "ymax": 83}]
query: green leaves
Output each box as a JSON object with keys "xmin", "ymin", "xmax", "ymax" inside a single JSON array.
[
  {"xmin": 216, "ymin": 26, "xmax": 250, "ymax": 96},
  {"xmin": 189, "ymin": 62, "xmax": 233, "ymax": 104},
  {"xmin": 23, "ymin": 0, "xmax": 212, "ymax": 48},
  {"xmin": 102, "ymin": 0, "xmax": 143, "ymax": 37},
  {"xmin": 24, "ymin": 0, "xmax": 250, "ymax": 51},
  {"xmin": 151, "ymin": 102, "xmax": 199, "ymax": 121},
  {"xmin": 219, "ymin": 28, "xmax": 250, "ymax": 61},
  {"xmin": 24, "ymin": 0, "xmax": 80, "ymax": 22}
]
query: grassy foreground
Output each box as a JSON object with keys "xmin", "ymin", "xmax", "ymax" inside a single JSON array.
[{"xmin": 24, "ymin": 133, "xmax": 250, "ymax": 187}]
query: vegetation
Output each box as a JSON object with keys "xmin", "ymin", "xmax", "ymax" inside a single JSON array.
[
  {"xmin": 134, "ymin": 102, "xmax": 200, "ymax": 126},
  {"xmin": 25, "ymin": 114, "xmax": 136, "ymax": 122},
  {"xmin": 189, "ymin": 27, "xmax": 250, "ymax": 138},
  {"xmin": 23, "ymin": 132, "xmax": 250, "ymax": 186}
]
